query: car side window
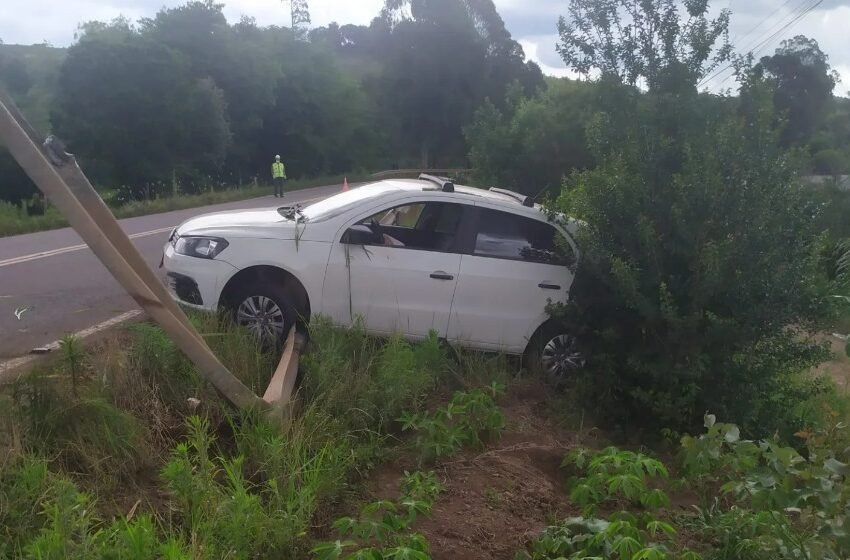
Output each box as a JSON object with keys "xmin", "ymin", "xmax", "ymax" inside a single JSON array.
[
  {"xmin": 474, "ymin": 208, "xmax": 575, "ymax": 266},
  {"xmin": 366, "ymin": 203, "xmax": 425, "ymax": 228},
  {"xmin": 357, "ymin": 202, "xmax": 465, "ymax": 252}
]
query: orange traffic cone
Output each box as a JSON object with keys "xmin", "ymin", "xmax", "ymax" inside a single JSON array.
[{"xmin": 342, "ymin": 177, "xmax": 350, "ymax": 192}]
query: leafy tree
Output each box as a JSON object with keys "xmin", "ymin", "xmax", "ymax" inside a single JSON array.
[
  {"xmin": 466, "ymin": 78, "xmax": 596, "ymax": 195},
  {"xmin": 140, "ymin": 2, "xmax": 280, "ymax": 179},
  {"xmin": 552, "ymin": 0, "xmax": 827, "ymax": 434},
  {"xmin": 557, "ymin": 0, "xmax": 732, "ymax": 91},
  {"xmin": 52, "ymin": 21, "xmax": 231, "ymax": 196},
  {"xmin": 376, "ymin": 0, "xmax": 543, "ymax": 166},
  {"xmin": 755, "ymin": 35, "xmax": 838, "ymax": 147},
  {"xmin": 257, "ymin": 40, "xmax": 383, "ymax": 177}
]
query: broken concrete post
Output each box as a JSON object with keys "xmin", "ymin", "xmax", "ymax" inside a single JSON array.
[{"xmin": 263, "ymin": 326, "xmax": 307, "ymax": 426}]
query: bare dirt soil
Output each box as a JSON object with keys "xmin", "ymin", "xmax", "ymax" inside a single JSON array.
[{"xmin": 368, "ymin": 380, "xmax": 600, "ymax": 560}]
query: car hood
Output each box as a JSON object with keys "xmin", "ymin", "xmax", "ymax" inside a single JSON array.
[{"xmin": 175, "ymin": 207, "xmax": 299, "ymax": 239}]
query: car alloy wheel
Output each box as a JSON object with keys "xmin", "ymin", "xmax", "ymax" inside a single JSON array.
[
  {"xmin": 236, "ymin": 295, "xmax": 286, "ymax": 344},
  {"xmin": 540, "ymin": 334, "xmax": 584, "ymax": 379}
]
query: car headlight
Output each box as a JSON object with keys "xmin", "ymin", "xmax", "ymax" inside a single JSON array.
[{"xmin": 174, "ymin": 236, "xmax": 229, "ymax": 259}]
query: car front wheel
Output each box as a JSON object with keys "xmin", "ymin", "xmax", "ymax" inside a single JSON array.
[
  {"xmin": 229, "ymin": 282, "xmax": 296, "ymax": 348},
  {"xmin": 526, "ymin": 323, "xmax": 585, "ymax": 382}
]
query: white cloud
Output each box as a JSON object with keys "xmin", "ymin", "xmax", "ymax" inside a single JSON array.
[{"xmin": 519, "ymin": 37, "xmax": 575, "ymax": 79}]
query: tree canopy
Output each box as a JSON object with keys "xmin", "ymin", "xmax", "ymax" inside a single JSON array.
[
  {"xmin": 755, "ymin": 35, "xmax": 838, "ymax": 147},
  {"xmin": 0, "ymin": 0, "xmax": 543, "ymax": 201}
]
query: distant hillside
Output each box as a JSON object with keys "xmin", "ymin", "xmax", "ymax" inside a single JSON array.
[{"xmin": 0, "ymin": 43, "xmax": 67, "ymax": 133}]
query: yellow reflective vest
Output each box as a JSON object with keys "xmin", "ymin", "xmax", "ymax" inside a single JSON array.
[{"xmin": 272, "ymin": 161, "xmax": 286, "ymax": 179}]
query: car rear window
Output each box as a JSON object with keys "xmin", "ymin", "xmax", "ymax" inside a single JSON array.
[{"xmin": 474, "ymin": 208, "xmax": 574, "ymax": 266}]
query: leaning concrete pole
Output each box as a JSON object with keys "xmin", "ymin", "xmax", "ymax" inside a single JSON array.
[{"xmin": 0, "ymin": 92, "xmax": 264, "ymax": 411}]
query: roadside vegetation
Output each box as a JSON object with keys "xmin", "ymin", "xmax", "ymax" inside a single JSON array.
[
  {"xmin": 2, "ymin": 0, "xmax": 850, "ymax": 558},
  {"xmin": 0, "ymin": 174, "xmax": 356, "ymax": 237}
]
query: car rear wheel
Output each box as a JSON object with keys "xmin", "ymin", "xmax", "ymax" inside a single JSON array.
[
  {"xmin": 229, "ymin": 282, "xmax": 296, "ymax": 348},
  {"xmin": 525, "ymin": 323, "xmax": 585, "ymax": 382}
]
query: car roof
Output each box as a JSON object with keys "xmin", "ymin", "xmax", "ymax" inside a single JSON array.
[{"xmin": 360, "ymin": 178, "xmax": 541, "ymax": 208}]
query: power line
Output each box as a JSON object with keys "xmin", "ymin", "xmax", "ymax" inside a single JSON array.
[
  {"xmin": 699, "ymin": 0, "xmax": 824, "ymax": 89},
  {"xmin": 704, "ymin": 0, "xmax": 816, "ymax": 89},
  {"xmin": 747, "ymin": 0, "xmax": 824, "ymax": 59},
  {"xmin": 731, "ymin": 0, "xmax": 799, "ymax": 47}
]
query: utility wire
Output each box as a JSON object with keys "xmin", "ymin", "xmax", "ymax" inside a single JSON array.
[{"xmin": 699, "ymin": 0, "xmax": 824, "ymax": 89}]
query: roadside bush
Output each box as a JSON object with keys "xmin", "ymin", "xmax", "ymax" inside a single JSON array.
[{"xmin": 552, "ymin": 73, "xmax": 828, "ymax": 435}]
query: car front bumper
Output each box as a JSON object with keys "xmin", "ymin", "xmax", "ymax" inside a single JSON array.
[{"xmin": 161, "ymin": 243, "xmax": 238, "ymax": 312}]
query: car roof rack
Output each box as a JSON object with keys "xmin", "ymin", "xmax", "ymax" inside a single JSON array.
[
  {"xmin": 489, "ymin": 187, "xmax": 534, "ymax": 207},
  {"xmin": 419, "ymin": 173, "xmax": 454, "ymax": 193}
]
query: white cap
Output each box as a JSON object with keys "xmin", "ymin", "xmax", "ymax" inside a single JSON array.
[{"xmin": 275, "ymin": 154, "xmax": 281, "ymax": 159}]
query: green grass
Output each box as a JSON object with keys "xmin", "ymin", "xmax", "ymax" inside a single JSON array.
[
  {"xmin": 0, "ymin": 174, "xmax": 362, "ymax": 238},
  {"xmin": 0, "ymin": 314, "xmax": 500, "ymax": 559}
]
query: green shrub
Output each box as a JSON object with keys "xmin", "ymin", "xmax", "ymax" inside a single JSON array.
[{"xmin": 553, "ymin": 76, "xmax": 829, "ymax": 436}]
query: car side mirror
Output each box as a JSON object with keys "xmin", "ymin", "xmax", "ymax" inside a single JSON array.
[{"xmin": 342, "ymin": 224, "xmax": 379, "ymax": 245}]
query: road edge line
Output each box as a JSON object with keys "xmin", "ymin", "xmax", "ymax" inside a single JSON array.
[{"xmin": 0, "ymin": 309, "xmax": 144, "ymax": 383}]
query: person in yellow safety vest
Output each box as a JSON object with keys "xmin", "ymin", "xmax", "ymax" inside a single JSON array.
[{"xmin": 272, "ymin": 155, "xmax": 287, "ymax": 198}]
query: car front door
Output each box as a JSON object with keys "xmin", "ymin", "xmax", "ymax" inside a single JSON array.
[
  {"xmin": 447, "ymin": 206, "xmax": 578, "ymax": 353},
  {"xmin": 322, "ymin": 201, "xmax": 470, "ymax": 339}
]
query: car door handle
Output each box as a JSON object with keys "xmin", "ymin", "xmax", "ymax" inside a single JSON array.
[
  {"xmin": 430, "ymin": 272, "xmax": 454, "ymax": 281},
  {"xmin": 538, "ymin": 282, "xmax": 561, "ymax": 290}
]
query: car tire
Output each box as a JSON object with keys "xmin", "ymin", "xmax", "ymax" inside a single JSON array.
[
  {"xmin": 524, "ymin": 322, "xmax": 585, "ymax": 383},
  {"xmin": 227, "ymin": 282, "xmax": 297, "ymax": 349}
]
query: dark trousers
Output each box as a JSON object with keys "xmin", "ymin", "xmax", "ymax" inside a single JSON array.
[{"xmin": 274, "ymin": 177, "xmax": 285, "ymax": 197}]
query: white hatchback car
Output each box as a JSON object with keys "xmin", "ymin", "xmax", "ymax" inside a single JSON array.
[{"xmin": 162, "ymin": 175, "xmax": 583, "ymax": 377}]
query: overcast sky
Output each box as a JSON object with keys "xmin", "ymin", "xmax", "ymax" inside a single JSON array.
[{"xmin": 1, "ymin": 0, "xmax": 848, "ymax": 93}]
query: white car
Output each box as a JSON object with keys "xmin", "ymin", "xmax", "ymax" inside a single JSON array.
[{"xmin": 162, "ymin": 175, "xmax": 583, "ymax": 378}]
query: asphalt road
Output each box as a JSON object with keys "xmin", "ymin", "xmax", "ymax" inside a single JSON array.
[{"xmin": 0, "ymin": 183, "xmax": 342, "ymax": 361}]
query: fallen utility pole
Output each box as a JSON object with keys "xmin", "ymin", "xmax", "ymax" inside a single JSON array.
[{"xmin": 0, "ymin": 91, "xmax": 270, "ymax": 411}]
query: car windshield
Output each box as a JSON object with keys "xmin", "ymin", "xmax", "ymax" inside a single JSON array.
[{"xmin": 298, "ymin": 183, "xmax": 400, "ymax": 222}]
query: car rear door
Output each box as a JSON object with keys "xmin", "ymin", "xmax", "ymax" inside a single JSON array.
[
  {"xmin": 322, "ymin": 200, "xmax": 472, "ymax": 340},
  {"xmin": 446, "ymin": 206, "xmax": 578, "ymax": 353}
]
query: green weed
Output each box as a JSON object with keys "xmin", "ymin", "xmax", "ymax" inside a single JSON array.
[
  {"xmin": 11, "ymin": 373, "xmax": 146, "ymax": 483},
  {"xmin": 302, "ymin": 319, "xmax": 447, "ymax": 433},
  {"xmin": 516, "ymin": 515, "xmax": 699, "ymax": 560},
  {"xmin": 162, "ymin": 413, "xmax": 352, "ymax": 559},
  {"xmin": 0, "ymin": 454, "xmax": 189, "ymax": 559},
  {"xmin": 679, "ymin": 414, "xmax": 850, "ymax": 559},
  {"xmin": 399, "ymin": 384, "xmax": 505, "ymax": 463},
  {"xmin": 59, "ymin": 334, "xmax": 84, "ymax": 397},
  {"xmin": 562, "ymin": 447, "xmax": 670, "ymax": 516},
  {"xmin": 311, "ymin": 470, "xmax": 441, "ymax": 560}
]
